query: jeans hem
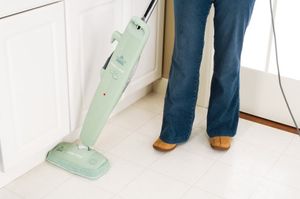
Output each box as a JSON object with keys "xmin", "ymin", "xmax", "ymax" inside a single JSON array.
[
  {"xmin": 206, "ymin": 130, "xmax": 236, "ymax": 138},
  {"xmin": 159, "ymin": 134, "xmax": 190, "ymax": 144}
]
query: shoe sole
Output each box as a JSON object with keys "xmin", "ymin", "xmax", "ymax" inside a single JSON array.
[
  {"xmin": 210, "ymin": 144, "xmax": 230, "ymax": 151},
  {"xmin": 152, "ymin": 144, "xmax": 177, "ymax": 152}
]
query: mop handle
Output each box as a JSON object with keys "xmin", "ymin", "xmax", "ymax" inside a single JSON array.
[{"xmin": 142, "ymin": 0, "xmax": 158, "ymax": 23}]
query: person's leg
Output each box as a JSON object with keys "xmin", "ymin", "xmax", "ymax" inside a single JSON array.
[
  {"xmin": 157, "ymin": 0, "xmax": 213, "ymax": 148},
  {"xmin": 207, "ymin": 0, "xmax": 255, "ymax": 140}
]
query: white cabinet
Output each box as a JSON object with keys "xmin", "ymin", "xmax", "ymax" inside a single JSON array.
[
  {"xmin": 0, "ymin": 0, "xmax": 164, "ymax": 187},
  {"xmin": 64, "ymin": 0, "xmax": 164, "ymax": 135},
  {"xmin": 0, "ymin": 2, "xmax": 69, "ymax": 172},
  {"xmin": 0, "ymin": 0, "xmax": 60, "ymax": 18}
]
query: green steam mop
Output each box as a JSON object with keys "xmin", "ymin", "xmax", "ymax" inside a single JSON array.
[{"xmin": 46, "ymin": 0, "xmax": 158, "ymax": 180}]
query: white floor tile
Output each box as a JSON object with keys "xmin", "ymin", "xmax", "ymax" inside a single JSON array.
[
  {"xmin": 219, "ymin": 139, "xmax": 282, "ymax": 176},
  {"xmin": 132, "ymin": 92, "xmax": 164, "ymax": 114},
  {"xmin": 150, "ymin": 149, "xmax": 215, "ymax": 185},
  {"xmin": 110, "ymin": 133, "xmax": 165, "ymax": 167},
  {"xmin": 43, "ymin": 177, "xmax": 114, "ymax": 199},
  {"xmin": 109, "ymin": 105, "xmax": 158, "ymax": 132},
  {"xmin": 284, "ymin": 135, "xmax": 300, "ymax": 159},
  {"xmin": 119, "ymin": 170, "xmax": 190, "ymax": 199},
  {"xmin": 195, "ymin": 162, "xmax": 263, "ymax": 199},
  {"xmin": 181, "ymin": 187, "xmax": 224, "ymax": 199},
  {"xmin": 3, "ymin": 92, "xmax": 298, "ymax": 199},
  {"xmin": 136, "ymin": 114, "xmax": 163, "ymax": 140},
  {"xmin": 266, "ymin": 155, "xmax": 300, "ymax": 190},
  {"xmin": 0, "ymin": 189, "xmax": 21, "ymax": 199},
  {"xmin": 181, "ymin": 126, "xmax": 226, "ymax": 161},
  {"xmin": 5, "ymin": 163, "xmax": 71, "ymax": 199},
  {"xmin": 236, "ymin": 119, "xmax": 255, "ymax": 138},
  {"xmin": 80, "ymin": 153, "xmax": 145, "ymax": 193},
  {"xmin": 237, "ymin": 122, "xmax": 294, "ymax": 153},
  {"xmin": 250, "ymin": 179, "xmax": 300, "ymax": 199},
  {"xmin": 95, "ymin": 121, "xmax": 133, "ymax": 152}
]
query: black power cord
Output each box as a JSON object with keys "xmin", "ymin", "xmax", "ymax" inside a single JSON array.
[{"xmin": 269, "ymin": 0, "xmax": 300, "ymax": 135}]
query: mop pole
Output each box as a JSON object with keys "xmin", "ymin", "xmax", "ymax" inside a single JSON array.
[{"xmin": 142, "ymin": 0, "xmax": 158, "ymax": 23}]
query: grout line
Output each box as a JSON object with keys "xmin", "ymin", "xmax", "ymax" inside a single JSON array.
[
  {"xmin": 2, "ymin": 187, "xmax": 26, "ymax": 199},
  {"xmin": 76, "ymin": 150, "xmax": 149, "ymax": 197},
  {"xmin": 261, "ymin": 174, "xmax": 300, "ymax": 194},
  {"xmin": 139, "ymin": 168, "xmax": 195, "ymax": 199},
  {"xmin": 192, "ymin": 160, "xmax": 268, "ymax": 199},
  {"xmin": 94, "ymin": 127, "xmax": 137, "ymax": 153},
  {"xmin": 263, "ymin": 135, "xmax": 295, "ymax": 179},
  {"xmin": 103, "ymin": 136, "xmax": 192, "ymax": 196},
  {"xmin": 38, "ymin": 175, "xmax": 73, "ymax": 199},
  {"xmin": 108, "ymin": 137, "xmax": 167, "ymax": 169},
  {"xmin": 102, "ymin": 125, "xmax": 160, "ymax": 156},
  {"xmin": 109, "ymin": 109, "xmax": 160, "ymax": 133},
  {"xmin": 111, "ymin": 166, "xmax": 149, "ymax": 197}
]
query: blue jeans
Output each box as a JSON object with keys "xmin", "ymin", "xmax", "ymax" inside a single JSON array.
[{"xmin": 159, "ymin": 0, "xmax": 256, "ymax": 143}]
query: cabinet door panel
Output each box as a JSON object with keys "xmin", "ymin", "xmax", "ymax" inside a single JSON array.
[
  {"xmin": 65, "ymin": 0, "xmax": 124, "ymax": 133},
  {"xmin": 0, "ymin": 2, "xmax": 69, "ymax": 171},
  {"xmin": 66, "ymin": 0, "xmax": 164, "ymax": 135},
  {"xmin": 0, "ymin": 0, "xmax": 60, "ymax": 18}
]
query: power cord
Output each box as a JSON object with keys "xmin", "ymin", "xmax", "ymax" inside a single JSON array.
[{"xmin": 269, "ymin": 0, "xmax": 300, "ymax": 135}]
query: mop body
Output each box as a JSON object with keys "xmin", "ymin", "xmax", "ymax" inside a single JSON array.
[{"xmin": 47, "ymin": 16, "xmax": 150, "ymax": 179}]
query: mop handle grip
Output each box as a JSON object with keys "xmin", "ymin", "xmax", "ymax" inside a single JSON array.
[{"xmin": 142, "ymin": 0, "xmax": 158, "ymax": 23}]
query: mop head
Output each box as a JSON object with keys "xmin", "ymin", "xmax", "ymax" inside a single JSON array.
[{"xmin": 46, "ymin": 142, "xmax": 109, "ymax": 180}]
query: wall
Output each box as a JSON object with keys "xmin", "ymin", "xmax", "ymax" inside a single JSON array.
[{"xmin": 162, "ymin": 0, "xmax": 174, "ymax": 78}]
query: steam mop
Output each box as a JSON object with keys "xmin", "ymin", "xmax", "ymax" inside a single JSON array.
[{"xmin": 46, "ymin": 0, "xmax": 158, "ymax": 180}]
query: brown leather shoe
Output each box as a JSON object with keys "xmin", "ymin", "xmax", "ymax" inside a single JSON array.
[
  {"xmin": 209, "ymin": 136, "xmax": 232, "ymax": 151},
  {"xmin": 153, "ymin": 138, "xmax": 177, "ymax": 152}
]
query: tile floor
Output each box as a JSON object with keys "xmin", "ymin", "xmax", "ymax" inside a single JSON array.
[{"xmin": 1, "ymin": 91, "xmax": 299, "ymax": 199}]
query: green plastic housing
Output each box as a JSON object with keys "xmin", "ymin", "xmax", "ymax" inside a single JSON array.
[
  {"xmin": 46, "ymin": 17, "xmax": 150, "ymax": 180},
  {"xmin": 80, "ymin": 17, "xmax": 150, "ymax": 147},
  {"xmin": 47, "ymin": 142, "xmax": 109, "ymax": 180}
]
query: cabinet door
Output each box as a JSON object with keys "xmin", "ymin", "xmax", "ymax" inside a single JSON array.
[
  {"xmin": 0, "ymin": 2, "xmax": 69, "ymax": 171},
  {"xmin": 65, "ymin": 0, "xmax": 164, "ymax": 136},
  {"xmin": 64, "ymin": 0, "xmax": 124, "ymax": 134},
  {"xmin": 0, "ymin": 0, "xmax": 59, "ymax": 18}
]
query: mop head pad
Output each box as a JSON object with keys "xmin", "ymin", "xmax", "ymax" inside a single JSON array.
[{"xmin": 46, "ymin": 142, "xmax": 110, "ymax": 180}]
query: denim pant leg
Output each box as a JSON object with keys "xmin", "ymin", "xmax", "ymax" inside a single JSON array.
[
  {"xmin": 160, "ymin": 0, "xmax": 212, "ymax": 144},
  {"xmin": 207, "ymin": 0, "xmax": 256, "ymax": 137}
]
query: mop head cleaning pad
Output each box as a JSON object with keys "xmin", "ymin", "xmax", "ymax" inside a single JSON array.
[{"xmin": 47, "ymin": 142, "xmax": 109, "ymax": 180}]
